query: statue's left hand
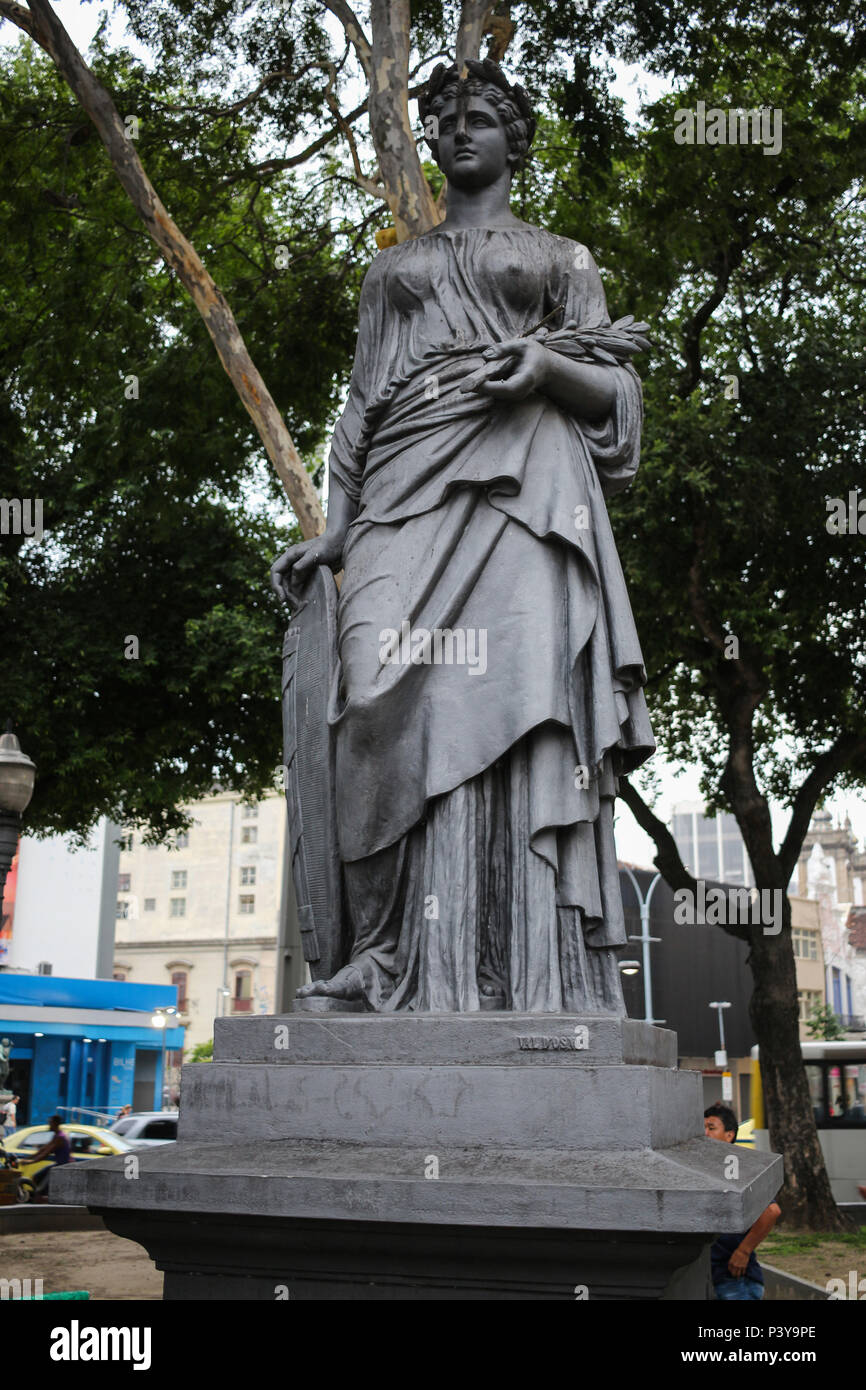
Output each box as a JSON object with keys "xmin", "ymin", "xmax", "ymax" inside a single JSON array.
[
  {"xmin": 463, "ymin": 337, "xmax": 550, "ymax": 401},
  {"xmin": 270, "ymin": 530, "xmax": 345, "ymax": 605}
]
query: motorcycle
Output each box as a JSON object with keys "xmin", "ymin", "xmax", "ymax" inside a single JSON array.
[{"xmin": 0, "ymin": 1140, "xmax": 40, "ymax": 1204}]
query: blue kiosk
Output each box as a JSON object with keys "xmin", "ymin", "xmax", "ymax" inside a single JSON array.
[{"xmin": 0, "ymin": 974, "xmax": 185, "ymax": 1126}]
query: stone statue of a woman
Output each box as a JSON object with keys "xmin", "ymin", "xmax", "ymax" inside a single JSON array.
[{"xmin": 271, "ymin": 59, "xmax": 654, "ymax": 1014}]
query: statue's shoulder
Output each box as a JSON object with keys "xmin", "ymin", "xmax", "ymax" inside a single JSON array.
[{"xmin": 542, "ymin": 229, "xmax": 594, "ymax": 262}]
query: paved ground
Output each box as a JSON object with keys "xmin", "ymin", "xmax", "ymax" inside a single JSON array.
[{"xmin": 0, "ymin": 1227, "xmax": 162, "ymax": 1300}]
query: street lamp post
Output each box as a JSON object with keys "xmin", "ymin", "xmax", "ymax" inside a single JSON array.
[
  {"xmin": 709, "ymin": 1001, "xmax": 731, "ymax": 1067},
  {"xmin": 151, "ymin": 1010, "xmax": 168, "ymax": 1109},
  {"xmin": 150, "ymin": 1006, "xmax": 179, "ymax": 1108},
  {"xmin": 216, "ymin": 986, "xmax": 230, "ymax": 1020},
  {"xmin": 620, "ymin": 867, "xmax": 665, "ymax": 1025},
  {"xmin": 0, "ymin": 722, "xmax": 36, "ymax": 900}
]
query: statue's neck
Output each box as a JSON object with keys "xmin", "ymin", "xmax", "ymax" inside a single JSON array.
[{"xmin": 437, "ymin": 172, "xmax": 522, "ymax": 231}]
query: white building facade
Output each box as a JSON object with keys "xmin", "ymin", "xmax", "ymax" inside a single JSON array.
[
  {"xmin": 3, "ymin": 819, "xmax": 118, "ymax": 979},
  {"xmin": 113, "ymin": 790, "xmax": 299, "ymax": 1071}
]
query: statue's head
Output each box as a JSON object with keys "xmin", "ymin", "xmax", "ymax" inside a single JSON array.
[{"xmin": 419, "ymin": 59, "xmax": 536, "ymax": 190}]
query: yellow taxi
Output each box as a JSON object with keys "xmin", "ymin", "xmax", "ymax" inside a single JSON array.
[
  {"xmin": 735, "ymin": 1117, "xmax": 756, "ymax": 1149},
  {"xmin": 5, "ymin": 1123, "xmax": 133, "ymax": 1161}
]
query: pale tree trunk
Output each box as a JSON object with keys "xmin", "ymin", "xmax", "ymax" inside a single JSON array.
[
  {"xmin": 354, "ymin": 0, "xmax": 513, "ymax": 241},
  {"xmin": 455, "ymin": 0, "xmax": 495, "ymax": 70},
  {"xmin": 368, "ymin": 0, "xmax": 441, "ymax": 241},
  {"xmin": 1, "ymin": 0, "xmax": 325, "ymax": 538}
]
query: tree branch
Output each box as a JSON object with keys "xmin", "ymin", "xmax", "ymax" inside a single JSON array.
[
  {"xmin": 618, "ymin": 777, "xmax": 751, "ymax": 943},
  {"xmin": 0, "ymin": 2, "xmax": 34, "ymax": 38},
  {"xmin": 456, "ymin": 0, "xmax": 495, "ymax": 69},
  {"xmin": 321, "ymin": 59, "xmax": 385, "ymax": 199},
  {"xmin": 486, "ymin": 5, "xmax": 516, "ymax": 63},
  {"xmin": 686, "ymin": 518, "xmax": 766, "ymax": 695},
  {"xmin": 779, "ymin": 734, "xmax": 866, "ymax": 882},
  {"xmin": 617, "ymin": 778, "xmax": 696, "ymax": 893},
  {"xmin": 684, "ymin": 531, "xmax": 776, "ymax": 876},
  {"xmin": 18, "ymin": 0, "xmax": 324, "ymax": 537},
  {"xmin": 229, "ymin": 81, "xmax": 429, "ymax": 187},
  {"xmin": 151, "ymin": 61, "xmax": 332, "ymax": 119},
  {"xmin": 678, "ymin": 233, "xmax": 756, "ymax": 395},
  {"xmin": 321, "ymin": 0, "xmax": 373, "ymax": 81}
]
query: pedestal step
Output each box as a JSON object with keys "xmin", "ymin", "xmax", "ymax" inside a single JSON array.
[
  {"xmin": 213, "ymin": 1013, "xmax": 678, "ymax": 1067},
  {"xmin": 54, "ymin": 1134, "xmax": 783, "ymax": 1234},
  {"xmin": 179, "ymin": 1058, "xmax": 701, "ymax": 1150}
]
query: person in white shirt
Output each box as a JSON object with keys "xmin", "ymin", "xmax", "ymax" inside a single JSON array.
[{"xmin": 2, "ymin": 1095, "xmax": 19, "ymax": 1136}]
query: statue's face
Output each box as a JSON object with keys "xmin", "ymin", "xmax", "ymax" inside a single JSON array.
[{"xmin": 435, "ymin": 89, "xmax": 512, "ymax": 190}]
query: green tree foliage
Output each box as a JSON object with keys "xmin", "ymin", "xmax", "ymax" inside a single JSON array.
[{"xmin": 806, "ymin": 1005, "xmax": 847, "ymax": 1042}]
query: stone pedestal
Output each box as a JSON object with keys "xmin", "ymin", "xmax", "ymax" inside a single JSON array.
[{"xmin": 53, "ymin": 1013, "xmax": 782, "ymax": 1300}]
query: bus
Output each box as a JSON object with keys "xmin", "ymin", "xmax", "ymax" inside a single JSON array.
[{"xmin": 751, "ymin": 1041, "xmax": 866, "ymax": 1203}]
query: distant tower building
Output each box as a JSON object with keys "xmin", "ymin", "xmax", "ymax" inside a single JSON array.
[
  {"xmin": 796, "ymin": 809, "xmax": 866, "ymax": 906},
  {"xmin": 671, "ymin": 801, "xmax": 754, "ymax": 886},
  {"xmin": 797, "ymin": 808, "xmax": 865, "ymax": 1032}
]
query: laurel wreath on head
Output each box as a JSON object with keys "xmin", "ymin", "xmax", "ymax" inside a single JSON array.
[{"xmin": 419, "ymin": 58, "xmax": 537, "ymax": 150}]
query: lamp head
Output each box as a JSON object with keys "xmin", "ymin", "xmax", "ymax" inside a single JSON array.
[{"xmin": 0, "ymin": 723, "xmax": 36, "ymax": 814}]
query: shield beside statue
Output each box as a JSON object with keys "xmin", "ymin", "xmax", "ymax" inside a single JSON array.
[{"xmin": 281, "ymin": 565, "xmax": 348, "ymax": 981}]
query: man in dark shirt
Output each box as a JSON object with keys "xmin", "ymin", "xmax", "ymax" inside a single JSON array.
[
  {"xmin": 29, "ymin": 1115, "xmax": 72, "ymax": 1200},
  {"xmin": 705, "ymin": 1102, "xmax": 781, "ymax": 1300}
]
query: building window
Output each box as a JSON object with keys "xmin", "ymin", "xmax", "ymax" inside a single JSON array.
[
  {"xmin": 240, "ymin": 866, "xmax": 256, "ymax": 886},
  {"xmin": 115, "ymin": 900, "xmax": 130, "ymax": 920},
  {"xmin": 144, "ymin": 898, "xmax": 156, "ymax": 912},
  {"xmin": 113, "ymin": 970, "xmax": 127, "ymax": 982},
  {"xmin": 241, "ymin": 826, "xmax": 257, "ymax": 845},
  {"xmin": 239, "ymin": 894, "xmax": 255, "ymax": 915},
  {"xmin": 792, "ymin": 928, "xmax": 819, "ymax": 960},
  {"xmin": 832, "ymin": 967, "xmax": 843, "ymax": 1015},
  {"xmin": 231, "ymin": 969, "xmax": 253, "ymax": 1013},
  {"xmin": 171, "ymin": 970, "xmax": 188, "ymax": 1012},
  {"xmin": 118, "ymin": 873, "xmax": 131, "ymax": 892},
  {"xmin": 242, "ymin": 803, "xmax": 258, "ymax": 819},
  {"xmin": 169, "ymin": 898, "xmax": 186, "ymax": 918},
  {"xmin": 118, "ymin": 832, "xmax": 133, "ymax": 852},
  {"xmin": 171, "ymin": 870, "xmax": 187, "ymax": 890},
  {"xmin": 175, "ymin": 831, "xmax": 189, "ymax": 849},
  {"xmin": 798, "ymin": 989, "xmax": 822, "ymax": 1022}
]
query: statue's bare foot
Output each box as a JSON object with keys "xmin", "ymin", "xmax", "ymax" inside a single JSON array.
[{"xmin": 296, "ymin": 964, "xmax": 365, "ymax": 1001}]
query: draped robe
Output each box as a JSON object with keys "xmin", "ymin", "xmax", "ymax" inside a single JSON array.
[{"xmin": 326, "ymin": 224, "xmax": 655, "ymax": 1013}]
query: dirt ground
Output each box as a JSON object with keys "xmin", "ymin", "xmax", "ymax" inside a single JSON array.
[
  {"xmin": 0, "ymin": 1227, "xmax": 163, "ymax": 1300},
  {"xmin": 760, "ymin": 1231, "xmax": 866, "ymax": 1292}
]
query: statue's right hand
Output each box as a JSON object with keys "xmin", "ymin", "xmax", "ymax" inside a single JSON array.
[{"xmin": 270, "ymin": 531, "xmax": 344, "ymax": 604}]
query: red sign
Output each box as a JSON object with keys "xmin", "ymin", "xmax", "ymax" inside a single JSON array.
[{"xmin": 0, "ymin": 842, "xmax": 19, "ymax": 959}]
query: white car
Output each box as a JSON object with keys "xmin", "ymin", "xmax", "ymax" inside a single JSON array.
[{"xmin": 109, "ymin": 1111, "xmax": 178, "ymax": 1148}]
